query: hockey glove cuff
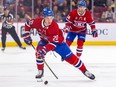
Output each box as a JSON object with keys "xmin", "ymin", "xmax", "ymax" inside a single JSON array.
[{"xmin": 63, "ymin": 26, "xmax": 71, "ymax": 33}]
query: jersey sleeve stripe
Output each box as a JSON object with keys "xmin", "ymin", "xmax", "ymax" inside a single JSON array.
[
  {"xmin": 66, "ymin": 18, "xmax": 73, "ymax": 24},
  {"xmin": 89, "ymin": 21, "xmax": 95, "ymax": 26},
  {"xmin": 25, "ymin": 21, "xmax": 31, "ymax": 27}
]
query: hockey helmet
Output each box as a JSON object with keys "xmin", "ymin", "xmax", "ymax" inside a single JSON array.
[
  {"xmin": 78, "ymin": 0, "xmax": 86, "ymax": 7},
  {"xmin": 43, "ymin": 7, "xmax": 54, "ymax": 17}
]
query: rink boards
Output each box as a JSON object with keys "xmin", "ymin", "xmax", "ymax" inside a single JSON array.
[{"xmin": 0, "ymin": 23, "xmax": 116, "ymax": 47}]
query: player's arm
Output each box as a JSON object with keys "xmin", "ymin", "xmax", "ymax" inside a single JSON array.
[
  {"xmin": 66, "ymin": 10, "xmax": 75, "ymax": 25},
  {"xmin": 22, "ymin": 18, "xmax": 36, "ymax": 45},
  {"xmin": 0, "ymin": 14, "xmax": 5, "ymax": 23},
  {"xmin": 87, "ymin": 11, "xmax": 98, "ymax": 37}
]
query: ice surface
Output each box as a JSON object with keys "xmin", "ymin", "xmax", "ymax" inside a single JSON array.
[{"xmin": 0, "ymin": 46, "xmax": 116, "ymax": 87}]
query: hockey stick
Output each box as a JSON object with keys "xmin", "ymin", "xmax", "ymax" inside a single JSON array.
[{"xmin": 31, "ymin": 44, "xmax": 58, "ymax": 79}]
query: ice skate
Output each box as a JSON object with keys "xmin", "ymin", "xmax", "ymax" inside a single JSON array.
[
  {"xmin": 35, "ymin": 69, "xmax": 44, "ymax": 79},
  {"xmin": 19, "ymin": 46, "xmax": 26, "ymax": 50},
  {"xmin": 1, "ymin": 47, "xmax": 5, "ymax": 51},
  {"xmin": 83, "ymin": 70, "xmax": 95, "ymax": 80}
]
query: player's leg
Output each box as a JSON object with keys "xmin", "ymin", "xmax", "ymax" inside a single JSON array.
[
  {"xmin": 35, "ymin": 40, "xmax": 48, "ymax": 78},
  {"xmin": 76, "ymin": 33, "xmax": 86, "ymax": 58},
  {"xmin": 55, "ymin": 42, "xmax": 86, "ymax": 72},
  {"xmin": 65, "ymin": 54, "xmax": 95, "ymax": 80},
  {"xmin": 55, "ymin": 42, "xmax": 95, "ymax": 80},
  {"xmin": 9, "ymin": 26, "xmax": 26, "ymax": 49},
  {"xmin": 61, "ymin": 32, "xmax": 76, "ymax": 61},
  {"xmin": 1, "ymin": 27, "xmax": 7, "ymax": 51},
  {"xmin": 66, "ymin": 32, "xmax": 77, "ymax": 46}
]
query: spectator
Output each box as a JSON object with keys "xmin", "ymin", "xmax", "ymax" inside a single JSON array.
[
  {"xmin": 94, "ymin": 0, "xmax": 107, "ymax": 7},
  {"xmin": 100, "ymin": 11, "xmax": 107, "ymax": 22},
  {"xmin": 3, "ymin": 0, "xmax": 15, "ymax": 6},
  {"xmin": 105, "ymin": 6, "xmax": 115, "ymax": 22},
  {"xmin": 52, "ymin": 0, "xmax": 59, "ymax": 6},
  {"xmin": 18, "ymin": 6, "xmax": 26, "ymax": 21},
  {"xmin": 110, "ymin": 0, "xmax": 115, "ymax": 12},
  {"xmin": 58, "ymin": 0, "xmax": 69, "ymax": 12},
  {"xmin": 61, "ymin": 7, "xmax": 70, "ymax": 22},
  {"xmin": 71, "ymin": 0, "xmax": 76, "ymax": 9},
  {"xmin": 54, "ymin": 12, "xmax": 63, "ymax": 22},
  {"xmin": 53, "ymin": 5, "xmax": 58, "ymax": 13},
  {"xmin": 34, "ymin": 0, "xmax": 43, "ymax": 16},
  {"xmin": 85, "ymin": 0, "xmax": 92, "ymax": 10},
  {"xmin": 23, "ymin": 0, "xmax": 32, "ymax": 6},
  {"xmin": 42, "ymin": 0, "xmax": 50, "ymax": 8},
  {"xmin": 8, "ymin": 4, "xmax": 15, "ymax": 16}
]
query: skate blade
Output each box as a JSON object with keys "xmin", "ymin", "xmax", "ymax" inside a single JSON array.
[{"xmin": 37, "ymin": 78, "xmax": 43, "ymax": 82}]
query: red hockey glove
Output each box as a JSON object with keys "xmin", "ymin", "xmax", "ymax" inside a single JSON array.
[
  {"xmin": 63, "ymin": 26, "xmax": 71, "ymax": 33},
  {"xmin": 36, "ymin": 46, "xmax": 48, "ymax": 58},
  {"xmin": 22, "ymin": 32, "xmax": 32, "ymax": 45},
  {"xmin": 92, "ymin": 30, "xmax": 98, "ymax": 38}
]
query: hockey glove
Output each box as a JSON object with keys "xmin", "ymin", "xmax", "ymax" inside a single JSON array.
[
  {"xmin": 22, "ymin": 32, "xmax": 32, "ymax": 45},
  {"xmin": 92, "ymin": 30, "xmax": 98, "ymax": 38},
  {"xmin": 63, "ymin": 26, "xmax": 71, "ymax": 33},
  {"xmin": 36, "ymin": 46, "xmax": 48, "ymax": 58}
]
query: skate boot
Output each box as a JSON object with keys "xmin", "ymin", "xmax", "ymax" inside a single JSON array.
[
  {"xmin": 83, "ymin": 70, "xmax": 95, "ymax": 80},
  {"xmin": 35, "ymin": 69, "xmax": 44, "ymax": 78},
  {"xmin": 19, "ymin": 46, "xmax": 26, "ymax": 50},
  {"xmin": 1, "ymin": 47, "xmax": 5, "ymax": 51}
]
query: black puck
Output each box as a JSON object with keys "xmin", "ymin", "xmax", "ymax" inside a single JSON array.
[{"xmin": 44, "ymin": 80, "xmax": 48, "ymax": 85}]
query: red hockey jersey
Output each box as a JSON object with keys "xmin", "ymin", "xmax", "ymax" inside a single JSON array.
[
  {"xmin": 66, "ymin": 9, "xmax": 96, "ymax": 32},
  {"xmin": 25, "ymin": 18, "xmax": 64, "ymax": 44}
]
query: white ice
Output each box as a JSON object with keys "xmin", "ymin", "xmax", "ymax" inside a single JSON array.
[{"xmin": 0, "ymin": 46, "xmax": 116, "ymax": 87}]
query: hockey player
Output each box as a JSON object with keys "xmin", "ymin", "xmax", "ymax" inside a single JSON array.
[
  {"xmin": 22, "ymin": 7, "xmax": 95, "ymax": 80},
  {"xmin": 0, "ymin": 7, "xmax": 26, "ymax": 51},
  {"xmin": 64, "ymin": 0, "xmax": 98, "ymax": 58}
]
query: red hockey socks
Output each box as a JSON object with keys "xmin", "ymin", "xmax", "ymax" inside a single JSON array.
[
  {"xmin": 76, "ymin": 40, "xmax": 84, "ymax": 57},
  {"xmin": 65, "ymin": 54, "xmax": 86, "ymax": 72},
  {"xmin": 36, "ymin": 58, "xmax": 44, "ymax": 70}
]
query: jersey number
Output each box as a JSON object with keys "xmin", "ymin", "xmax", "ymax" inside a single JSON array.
[{"xmin": 53, "ymin": 35, "xmax": 58, "ymax": 41}]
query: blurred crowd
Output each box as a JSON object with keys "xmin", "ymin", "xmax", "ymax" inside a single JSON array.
[{"xmin": 0, "ymin": 0, "xmax": 116, "ymax": 22}]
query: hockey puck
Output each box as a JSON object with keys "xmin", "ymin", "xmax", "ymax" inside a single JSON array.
[{"xmin": 44, "ymin": 80, "xmax": 48, "ymax": 85}]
